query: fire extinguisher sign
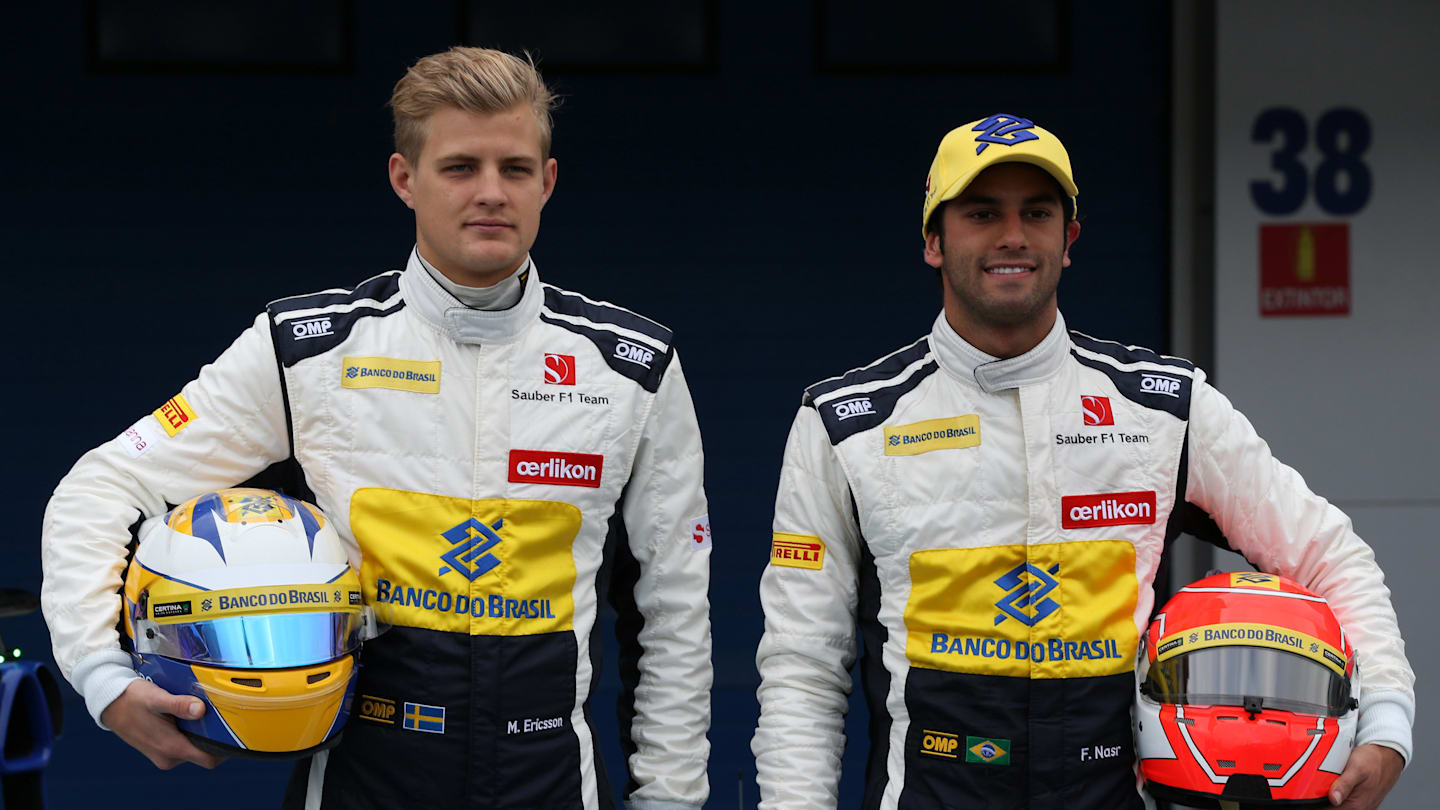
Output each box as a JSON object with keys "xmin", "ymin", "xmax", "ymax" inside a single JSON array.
[{"xmin": 1250, "ymin": 107, "xmax": 1371, "ymax": 317}]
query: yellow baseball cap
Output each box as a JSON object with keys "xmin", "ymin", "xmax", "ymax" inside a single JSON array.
[{"xmin": 922, "ymin": 114, "xmax": 1078, "ymax": 238}]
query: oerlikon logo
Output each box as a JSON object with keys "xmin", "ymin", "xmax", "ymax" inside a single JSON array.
[
  {"xmin": 1080, "ymin": 395, "xmax": 1114, "ymax": 426},
  {"xmin": 508, "ymin": 450, "xmax": 603, "ymax": 488},
  {"xmin": 1061, "ymin": 491, "xmax": 1156, "ymax": 529},
  {"xmin": 544, "ymin": 353, "xmax": 575, "ymax": 385}
]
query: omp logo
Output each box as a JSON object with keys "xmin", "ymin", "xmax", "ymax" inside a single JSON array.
[
  {"xmin": 290, "ymin": 316, "xmax": 333, "ymax": 341},
  {"xmin": 544, "ymin": 353, "xmax": 576, "ymax": 385},
  {"xmin": 831, "ymin": 396, "xmax": 874, "ymax": 421},
  {"xmin": 993, "ymin": 563, "xmax": 1060, "ymax": 627},
  {"xmin": 971, "ymin": 114, "xmax": 1039, "ymax": 155},
  {"xmin": 1080, "ymin": 395, "xmax": 1114, "ymax": 426},
  {"xmin": 359, "ymin": 695, "xmax": 396, "ymax": 725},
  {"xmin": 508, "ymin": 450, "xmax": 603, "ymax": 488},
  {"xmin": 1140, "ymin": 373, "xmax": 1183, "ymax": 398},
  {"xmin": 613, "ymin": 339, "xmax": 655, "ymax": 369},
  {"xmin": 1062, "ymin": 491, "xmax": 1157, "ymax": 529},
  {"xmin": 438, "ymin": 517, "xmax": 505, "ymax": 580},
  {"xmin": 920, "ymin": 729, "xmax": 960, "ymax": 759}
]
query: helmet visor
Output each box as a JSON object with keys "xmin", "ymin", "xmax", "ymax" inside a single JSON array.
[
  {"xmin": 134, "ymin": 611, "xmax": 366, "ymax": 669},
  {"xmin": 1145, "ymin": 646, "xmax": 1351, "ymax": 716}
]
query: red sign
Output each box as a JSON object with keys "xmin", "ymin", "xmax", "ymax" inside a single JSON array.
[
  {"xmin": 544, "ymin": 353, "xmax": 576, "ymax": 385},
  {"xmin": 508, "ymin": 450, "xmax": 602, "ymax": 488},
  {"xmin": 1080, "ymin": 395, "xmax": 1114, "ymax": 426},
  {"xmin": 1259, "ymin": 223, "xmax": 1350, "ymax": 316},
  {"xmin": 1062, "ymin": 491, "xmax": 1157, "ymax": 529}
]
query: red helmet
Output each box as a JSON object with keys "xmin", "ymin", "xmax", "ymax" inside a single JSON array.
[{"xmin": 1135, "ymin": 572, "xmax": 1358, "ymax": 807}]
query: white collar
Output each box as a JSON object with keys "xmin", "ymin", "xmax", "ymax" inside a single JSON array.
[
  {"xmin": 930, "ymin": 310, "xmax": 1070, "ymax": 393},
  {"xmin": 398, "ymin": 248, "xmax": 542, "ymax": 345}
]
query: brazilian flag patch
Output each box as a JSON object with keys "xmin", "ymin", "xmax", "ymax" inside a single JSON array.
[{"xmin": 965, "ymin": 736, "xmax": 1011, "ymax": 765}]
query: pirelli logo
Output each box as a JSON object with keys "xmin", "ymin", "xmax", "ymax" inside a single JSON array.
[
  {"xmin": 771, "ymin": 533, "xmax": 825, "ymax": 571},
  {"xmin": 153, "ymin": 394, "xmax": 197, "ymax": 437}
]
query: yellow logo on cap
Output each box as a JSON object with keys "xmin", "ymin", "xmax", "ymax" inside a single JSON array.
[
  {"xmin": 341, "ymin": 356, "xmax": 441, "ymax": 394},
  {"xmin": 884, "ymin": 415, "xmax": 981, "ymax": 456}
]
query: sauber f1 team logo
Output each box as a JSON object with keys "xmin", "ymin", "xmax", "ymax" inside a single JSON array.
[
  {"xmin": 1080, "ymin": 395, "xmax": 1114, "ymax": 426},
  {"xmin": 1061, "ymin": 491, "xmax": 1157, "ymax": 529},
  {"xmin": 508, "ymin": 450, "xmax": 603, "ymax": 488},
  {"xmin": 544, "ymin": 353, "xmax": 576, "ymax": 385}
]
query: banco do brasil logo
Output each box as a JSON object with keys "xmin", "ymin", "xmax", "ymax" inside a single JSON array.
[
  {"xmin": 971, "ymin": 114, "xmax": 1039, "ymax": 155},
  {"xmin": 993, "ymin": 562, "xmax": 1060, "ymax": 627},
  {"xmin": 438, "ymin": 517, "xmax": 505, "ymax": 580},
  {"xmin": 346, "ymin": 366, "xmax": 359, "ymax": 379}
]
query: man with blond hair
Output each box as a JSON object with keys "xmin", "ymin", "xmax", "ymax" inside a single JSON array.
[{"xmin": 42, "ymin": 47, "xmax": 713, "ymax": 809}]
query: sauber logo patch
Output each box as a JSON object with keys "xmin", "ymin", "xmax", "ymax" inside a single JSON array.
[
  {"xmin": 771, "ymin": 533, "xmax": 825, "ymax": 570},
  {"xmin": 1080, "ymin": 395, "xmax": 1114, "ymax": 426},
  {"xmin": 508, "ymin": 450, "xmax": 603, "ymax": 488},
  {"xmin": 884, "ymin": 415, "xmax": 981, "ymax": 456},
  {"xmin": 544, "ymin": 353, "xmax": 576, "ymax": 385},
  {"xmin": 341, "ymin": 356, "xmax": 441, "ymax": 394},
  {"xmin": 1061, "ymin": 491, "xmax": 1156, "ymax": 529},
  {"xmin": 688, "ymin": 513, "xmax": 712, "ymax": 549},
  {"xmin": 153, "ymin": 394, "xmax": 196, "ymax": 437}
]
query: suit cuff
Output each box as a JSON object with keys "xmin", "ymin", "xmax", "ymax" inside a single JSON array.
[
  {"xmin": 72, "ymin": 649, "xmax": 139, "ymax": 729},
  {"xmin": 1355, "ymin": 690, "xmax": 1414, "ymax": 765}
]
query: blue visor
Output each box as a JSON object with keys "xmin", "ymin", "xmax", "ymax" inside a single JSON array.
[{"xmin": 135, "ymin": 611, "xmax": 365, "ymax": 669}]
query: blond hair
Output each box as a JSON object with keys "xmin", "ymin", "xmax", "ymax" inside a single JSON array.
[{"xmin": 389, "ymin": 47, "xmax": 556, "ymax": 162}]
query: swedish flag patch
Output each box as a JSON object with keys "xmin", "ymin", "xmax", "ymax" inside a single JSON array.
[{"xmin": 403, "ymin": 702, "xmax": 445, "ymax": 734}]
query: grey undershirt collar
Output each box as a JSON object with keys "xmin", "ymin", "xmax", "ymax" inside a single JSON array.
[{"xmin": 416, "ymin": 250, "xmax": 526, "ymax": 311}]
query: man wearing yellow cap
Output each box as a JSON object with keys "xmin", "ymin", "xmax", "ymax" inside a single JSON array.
[{"xmin": 751, "ymin": 114, "xmax": 1411, "ymax": 809}]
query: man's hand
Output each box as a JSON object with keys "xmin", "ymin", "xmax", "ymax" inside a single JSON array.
[
  {"xmin": 100, "ymin": 679, "xmax": 223, "ymax": 770},
  {"xmin": 1329, "ymin": 743, "xmax": 1404, "ymax": 808}
]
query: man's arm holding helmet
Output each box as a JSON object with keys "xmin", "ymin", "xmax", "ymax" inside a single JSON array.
[
  {"xmin": 41, "ymin": 314, "xmax": 290, "ymax": 763},
  {"xmin": 1184, "ymin": 373, "xmax": 1415, "ymax": 783},
  {"xmin": 615, "ymin": 352, "xmax": 714, "ymax": 810},
  {"xmin": 751, "ymin": 405, "xmax": 862, "ymax": 810}
]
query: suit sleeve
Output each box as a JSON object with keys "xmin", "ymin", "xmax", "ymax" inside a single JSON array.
[
  {"xmin": 617, "ymin": 351, "xmax": 713, "ymax": 810},
  {"xmin": 40, "ymin": 313, "xmax": 290, "ymax": 725},
  {"xmin": 1186, "ymin": 371, "xmax": 1415, "ymax": 762},
  {"xmin": 752, "ymin": 404, "xmax": 863, "ymax": 809}
]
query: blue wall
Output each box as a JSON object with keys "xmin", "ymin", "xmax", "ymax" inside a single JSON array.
[{"xmin": 1, "ymin": 2, "xmax": 1170, "ymax": 806}]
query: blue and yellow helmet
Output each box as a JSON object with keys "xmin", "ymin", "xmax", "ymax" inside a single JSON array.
[{"xmin": 122, "ymin": 487, "xmax": 371, "ymax": 758}]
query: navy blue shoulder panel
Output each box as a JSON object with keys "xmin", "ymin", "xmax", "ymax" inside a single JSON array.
[
  {"xmin": 808, "ymin": 360, "xmax": 938, "ymax": 446},
  {"xmin": 1068, "ymin": 330, "xmax": 1196, "ymax": 372},
  {"xmin": 1070, "ymin": 349, "xmax": 1193, "ymax": 421},
  {"xmin": 538, "ymin": 313, "xmax": 672, "ymax": 394},
  {"xmin": 266, "ymin": 271, "xmax": 405, "ymax": 368},
  {"xmin": 804, "ymin": 335, "xmax": 931, "ymax": 403},
  {"xmin": 541, "ymin": 286, "xmax": 674, "ymax": 348}
]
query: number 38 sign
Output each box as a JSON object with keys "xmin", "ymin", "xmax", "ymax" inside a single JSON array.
[{"xmin": 1251, "ymin": 107, "xmax": 1369, "ymax": 316}]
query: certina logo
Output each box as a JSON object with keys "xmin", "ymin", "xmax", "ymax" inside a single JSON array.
[
  {"xmin": 832, "ymin": 396, "xmax": 875, "ymax": 421},
  {"xmin": 151, "ymin": 601, "xmax": 191, "ymax": 619},
  {"xmin": 544, "ymin": 353, "xmax": 576, "ymax": 385},
  {"xmin": 613, "ymin": 339, "xmax": 655, "ymax": 369},
  {"xmin": 438, "ymin": 517, "xmax": 506, "ymax": 581},
  {"xmin": 1080, "ymin": 395, "xmax": 1114, "ymax": 426},
  {"xmin": 1061, "ymin": 491, "xmax": 1157, "ymax": 529},
  {"xmin": 993, "ymin": 563, "xmax": 1060, "ymax": 627},
  {"xmin": 1140, "ymin": 373, "xmax": 1183, "ymax": 398},
  {"xmin": 508, "ymin": 450, "xmax": 604, "ymax": 488},
  {"xmin": 290, "ymin": 316, "xmax": 333, "ymax": 341}
]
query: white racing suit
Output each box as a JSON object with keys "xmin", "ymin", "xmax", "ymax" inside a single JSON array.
[
  {"xmin": 43, "ymin": 251, "xmax": 713, "ymax": 810},
  {"xmin": 752, "ymin": 311, "xmax": 1413, "ymax": 809}
]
